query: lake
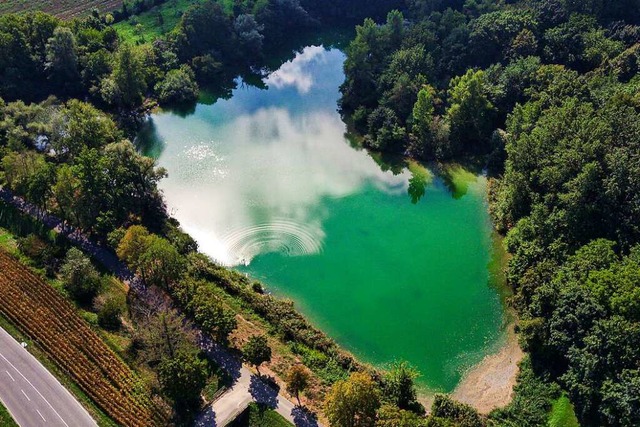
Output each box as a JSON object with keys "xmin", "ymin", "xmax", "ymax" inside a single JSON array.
[{"xmin": 138, "ymin": 46, "xmax": 506, "ymax": 392}]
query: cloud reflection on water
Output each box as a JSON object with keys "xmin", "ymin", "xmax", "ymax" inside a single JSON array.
[
  {"xmin": 147, "ymin": 46, "xmax": 412, "ymax": 266},
  {"xmin": 160, "ymin": 104, "xmax": 409, "ymax": 266},
  {"xmin": 264, "ymin": 46, "xmax": 327, "ymax": 94}
]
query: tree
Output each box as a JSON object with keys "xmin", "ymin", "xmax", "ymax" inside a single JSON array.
[
  {"xmin": 366, "ymin": 106, "xmax": 406, "ymax": 151},
  {"xmin": 97, "ymin": 294, "xmax": 125, "ymax": 331},
  {"xmin": 376, "ymin": 404, "xmax": 427, "ymax": 427},
  {"xmin": 386, "ymin": 10, "xmax": 405, "ymax": 49},
  {"xmin": 324, "ymin": 372, "xmax": 381, "ymax": 427},
  {"xmin": 243, "ymin": 335, "xmax": 271, "ymax": 374},
  {"xmin": 190, "ymin": 284, "xmax": 237, "ymax": 342},
  {"xmin": 412, "ymin": 86, "xmax": 435, "ymax": 138},
  {"xmin": 173, "ymin": 0, "xmax": 235, "ymax": 61},
  {"xmin": 446, "ymin": 69, "xmax": 495, "ymax": 154},
  {"xmin": 154, "ymin": 65, "xmax": 199, "ymax": 105},
  {"xmin": 234, "ymin": 14, "xmax": 264, "ymax": 58},
  {"xmin": 105, "ymin": 44, "xmax": 147, "ymax": 108},
  {"xmin": 158, "ymin": 349, "xmax": 208, "ymax": 409},
  {"xmin": 137, "ymin": 309, "xmax": 198, "ymax": 363},
  {"xmin": 430, "ymin": 394, "xmax": 484, "ymax": 427},
  {"xmin": 60, "ymin": 248, "xmax": 102, "ymax": 303},
  {"xmin": 50, "ymin": 100, "xmax": 120, "ymax": 158},
  {"xmin": 45, "ymin": 27, "xmax": 79, "ymax": 91},
  {"xmin": 384, "ymin": 361, "xmax": 420, "ymax": 410},
  {"xmin": 286, "ymin": 364, "xmax": 310, "ymax": 405},
  {"xmin": 52, "ymin": 165, "xmax": 80, "ymax": 226},
  {"xmin": 116, "ymin": 225, "xmax": 151, "ymax": 270},
  {"xmin": 411, "ymin": 85, "xmax": 440, "ymax": 157},
  {"xmin": 1, "ymin": 150, "xmax": 49, "ymax": 195},
  {"xmin": 139, "ymin": 235, "xmax": 185, "ymax": 289}
]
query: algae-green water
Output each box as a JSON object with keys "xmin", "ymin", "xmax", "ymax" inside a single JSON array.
[{"xmin": 138, "ymin": 46, "xmax": 506, "ymax": 391}]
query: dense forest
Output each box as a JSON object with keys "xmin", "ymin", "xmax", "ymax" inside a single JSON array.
[
  {"xmin": 1, "ymin": 0, "xmax": 640, "ymax": 426},
  {"xmin": 338, "ymin": 0, "xmax": 640, "ymax": 426}
]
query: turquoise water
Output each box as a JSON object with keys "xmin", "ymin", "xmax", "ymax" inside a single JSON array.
[{"xmin": 139, "ymin": 46, "xmax": 506, "ymax": 391}]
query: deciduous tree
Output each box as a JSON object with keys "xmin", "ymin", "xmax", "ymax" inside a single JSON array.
[{"xmin": 324, "ymin": 372, "xmax": 381, "ymax": 427}]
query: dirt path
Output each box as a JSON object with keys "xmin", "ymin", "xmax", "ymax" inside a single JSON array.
[{"xmin": 451, "ymin": 324, "xmax": 523, "ymax": 414}]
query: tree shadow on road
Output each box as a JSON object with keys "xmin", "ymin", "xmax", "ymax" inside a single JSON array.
[
  {"xmin": 291, "ymin": 406, "xmax": 319, "ymax": 427},
  {"xmin": 194, "ymin": 405, "xmax": 218, "ymax": 427},
  {"xmin": 199, "ymin": 334, "xmax": 243, "ymax": 383},
  {"xmin": 249, "ymin": 375, "xmax": 279, "ymax": 408}
]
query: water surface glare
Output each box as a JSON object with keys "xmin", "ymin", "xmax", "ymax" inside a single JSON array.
[{"xmin": 139, "ymin": 46, "xmax": 505, "ymax": 391}]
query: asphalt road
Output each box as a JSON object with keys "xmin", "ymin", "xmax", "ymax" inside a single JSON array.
[
  {"xmin": 196, "ymin": 336, "xmax": 322, "ymax": 427},
  {"xmin": 0, "ymin": 327, "xmax": 97, "ymax": 427}
]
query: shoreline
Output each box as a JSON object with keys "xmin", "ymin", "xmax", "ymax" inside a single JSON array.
[{"xmin": 451, "ymin": 322, "xmax": 523, "ymax": 414}]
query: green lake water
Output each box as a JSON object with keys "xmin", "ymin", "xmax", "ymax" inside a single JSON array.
[{"xmin": 139, "ymin": 46, "xmax": 506, "ymax": 392}]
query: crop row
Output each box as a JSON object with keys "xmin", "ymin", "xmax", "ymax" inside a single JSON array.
[
  {"xmin": 0, "ymin": 0, "xmax": 123, "ymax": 20},
  {"xmin": 0, "ymin": 249, "xmax": 166, "ymax": 427}
]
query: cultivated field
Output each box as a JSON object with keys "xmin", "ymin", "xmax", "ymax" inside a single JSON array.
[
  {"xmin": 0, "ymin": 0, "xmax": 122, "ymax": 20},
  {"xmin": 0, "ymin": 249, "xmax": 165, "ymax": 427}
]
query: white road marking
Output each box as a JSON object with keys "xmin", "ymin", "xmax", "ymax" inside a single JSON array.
[
  {"xmin": 37, "ymin": 409, "xmax": 47, "ymax": 422},
  {"xmin": 0, "ymin": 351, "xmax": 71, "ymax": 427},
  {"xmin": 21, "ymin": 389, "xmax": 31, "ymax": 401},
  {"xmin": 5, "ymin": 370, "xmax": 15, "ymax": 381}
]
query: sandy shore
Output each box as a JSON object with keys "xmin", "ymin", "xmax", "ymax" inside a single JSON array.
[{"xmin": 451, "ymin": 324, "xmax": 524, "ymax": 414}]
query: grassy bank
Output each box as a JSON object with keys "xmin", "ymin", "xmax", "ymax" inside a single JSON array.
[
  {"xmin": 0, "ymin": 401, "xmax": 18, "ymax": 427},
  {"xmin": 229, "ymin": 403, "xmax": 292, "ymax": 427},
  {"xmin": 113, "ymin": 0, "xmax": 203, "ymax": 43}
]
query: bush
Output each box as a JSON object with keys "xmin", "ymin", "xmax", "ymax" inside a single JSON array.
[
  {"xmin": 97, "ymin": 295, "xmax": 125, "ymax": 331},
  {"xmin": 60, "ymin": 248, "xmax": 103, "ymax": 303},
  {"xmin": 155, "ymin": 65, "xmax": 199, "ymax": 105},
  {"xmin": 430, "ymin": 394, "xmax": 484, "ymax": 427}
]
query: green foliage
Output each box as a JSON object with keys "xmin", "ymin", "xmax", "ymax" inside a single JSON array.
[
  {"xmin": 60, "ymin": 247, "xmax": 103, "ymax": 303},
  {"xmin": 376, "ymin": 404, "xmax": 428, "ymax": 427},
  {"xmin": 139, "ymin": 234, "xmax": 185, "ymax": 289},
  {"xmin": 188, "ymin": 281, "xmax": 237, "ymax": 342},
  {"xmin": 155, "ymin": 65, "xmax": 199, "ymax": 105},
  {"xmin": 383, "ymin": 361, "xmax": 420, "ymax": 411},
  {"xmin": 446, "ymin": 69, "xmax": 495, "ymax": 153},
  {"xmin": 243, "ymin": 335, "xmax": 272, "ymax": 372},
  {"xmin": 117, "ymin": 226, "xmax": 185, "ymax": 289},
  {"xmin": 490, "ymin": 357, "xmax": 560, "ymax": 426},
  {"xmin": 286, "ymin": 364, "xmax": 310, "ymax": 404},
  {"xmin": 97, "ymin": 294, "xmax": 125, "ymax": 331},
  {"xmin": 430, "ymin": 394, "xmax": 484, "ymax": 427},
  {"xmin": 324, "ymin": 372, "xmax": 381, "ymax": 427},
  {"xmin": 289, "ymin": 342, "xmax": 348, "ymax": 385},
  {"xmin": 468, "ymin": 9, "xmax": 537, "ymax": 67},
  {"xmin": 158, "ymin": 349, "xmax": 208, "ymax": 408},
  {"xmin": 548, "ymin": 394, "xmax": 580, "ymax": 427},
  {"xmin": 0, "ymin": 401, "xmax": 17, "ymax": 427},
  {"xmin": 45, "ymin": 26, "xmax": 80, "ymax": 92},
  {"xmin": 229, "ymin": 403, "xmax": 292, "ymax": 427},
  {"xmin": 103, "ymin": 44, "xmax": 147, "ymax": 108},
  {"xmin": 410, "ymin": 85, "xmax": 452, "ymax": 159}
]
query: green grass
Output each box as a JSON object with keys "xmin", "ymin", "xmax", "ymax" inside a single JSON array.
[
  {"xmin": 113, "ymin": 0, "xmax": 201, "ymax": 43},
  {"xmin": 112, "ymin": 0, "xmax": 236, "ymax": 43},
  {"xmin": 229, "ymin": 403, "xmax": 293, "ymax": 427},
  {"xmin": 548, "ymin": 394, "xmax": 580, "ymax": 427},
  {"xmin": 0, "ymin": 401, "xmax": 18, "ymax": 427},
  {"xmin": 0, "ymin": 228, "xmax": 20, "ymax": 256}
]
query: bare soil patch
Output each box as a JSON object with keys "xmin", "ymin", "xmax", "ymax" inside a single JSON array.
[{"xmin": 451, "ymin": 324, "xmax": 524, "ymax": 414}]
